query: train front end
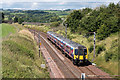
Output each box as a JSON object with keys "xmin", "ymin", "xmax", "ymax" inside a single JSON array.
[{"xmin": 73, "ymin": 46, "xmax": 88, "ymax": 64}]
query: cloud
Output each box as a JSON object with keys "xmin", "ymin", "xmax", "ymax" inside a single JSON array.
[
  {"xmin": 1, "ymin": 0, "xmax": 119, "ymax": 10},
  {"xmin": 2, "ymin": 0, "xmax": 120, "ymax": 3},
  {"xmin": 31, "ymin": 2, "xmax": 38, "ymax": 9},
  {"xmin": 59, "ymin": 2, "xmax": 66, "ymax": 5}
]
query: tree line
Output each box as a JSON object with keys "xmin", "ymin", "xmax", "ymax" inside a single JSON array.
[
  {"xmin": 65, "ymin": 3, "xmax": 120, "ymax": 40},
  {"xmin": 1, "ymin": 10, "xmax": 61, "ymax": 24}
]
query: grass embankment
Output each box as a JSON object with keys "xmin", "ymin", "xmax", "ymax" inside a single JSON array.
[
  {"xmin": 2, "ymin": 29, "xmax": 49, "ymax": 78},
  {"xmin": 1, "ymin": 23, "xmax": 16, "ymax": 38},
  {"xmin": 24, "ymin": 25, "xmax": 51, "ymax": 33},
  {"xmin": 24, "ymin": 24, "xmax": 118, "ymax": 76}
]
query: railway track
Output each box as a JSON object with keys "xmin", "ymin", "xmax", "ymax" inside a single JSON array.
[
  {"xmin": 29, "ymin": 29, "xmax": 115, "ymax": 80},
  {"xmin": 30, "ymin": 29, "xmax": 79, "ymax": 78}
]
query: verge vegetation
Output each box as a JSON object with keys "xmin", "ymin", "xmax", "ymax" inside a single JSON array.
[{"xmin": 2, "ymin": 27, "xmax": 49, "ymax": 78}]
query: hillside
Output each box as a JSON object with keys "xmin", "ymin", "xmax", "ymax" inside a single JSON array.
[
  {"xmin": 56, "ymin": 3, "xmax": 119, "ymax": 76},
  {"xmin": 24, "ymin": 19, "xmax": 119, "ymax": 77},
  {"xmin": 2, "ymin": 24, "xmax": 49, "ymax": 78},
  {"xmin": 56, "ymin": 29, "xmax": 119, "ymax": 77},
  {"xmin": 65, "ymin": 3, "xmax": 119, "ymax": 40}
]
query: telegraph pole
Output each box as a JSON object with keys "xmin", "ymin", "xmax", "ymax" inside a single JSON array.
[
  {"xmin": 38, "ymin": 32, "xmax": 41, "ymax": 57},
  {"xmin": 92, "ymin": 32, "xmax": 96, "ymax": 62},
  {"xmin": 61, "ymin": 18, "xmax": 68, "ymax": 38}
]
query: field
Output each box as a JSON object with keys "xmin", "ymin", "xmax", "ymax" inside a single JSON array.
[
  {"xmin": 2, "ymin": 24, "xmax": 49, "ymax": 78},
  {"xmin": 44, "ymin": 10, "xmax": 72, "ymax": 18},
  {"xmin": 10, "ymin": 13, "xmax": 25, "ymax": 15},
  {"xmin": 1, "ymin": 23, "xmax": 16, "ymax": 37}
]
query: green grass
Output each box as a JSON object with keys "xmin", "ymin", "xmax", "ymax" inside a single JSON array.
[
  {"xmin": 24, "ymin": 24, "xmax": 51, "ymax": 33},
  {"xmin": 10, "ymin": 13, "xmax": 25, "ymax": 15},
  {"xmin": 44, "ymin": 10, "xmax": 71, "ymax": 18},
  {"xmin": 2, "ymin": 29, "xmax": 49, "ymax": 78},
  {"xmin": 1, "ymin": 23, "xmax": 16, "ymax": 38}
]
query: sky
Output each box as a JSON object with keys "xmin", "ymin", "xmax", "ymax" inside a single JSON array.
[{"xmin": 0, "ymin": 0, "xmax": 119, "ymax": 10}]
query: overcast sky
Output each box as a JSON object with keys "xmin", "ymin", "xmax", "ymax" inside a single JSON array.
[{"xmin": 0, "ymin": 0, "xmax": 119, "ymax": 10}]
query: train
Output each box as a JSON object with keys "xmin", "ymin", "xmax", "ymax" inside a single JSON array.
[{"xmin": 47, "ymin": 31, "xmax": 88, "ymax": 65}]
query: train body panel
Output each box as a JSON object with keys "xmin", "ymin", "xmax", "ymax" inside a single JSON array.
[{"xmin": 47, "ymin": 31, "xmax": 88, "ymax": 64}]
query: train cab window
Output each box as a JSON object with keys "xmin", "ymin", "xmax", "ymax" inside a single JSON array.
[{"xmin": 78, "ymin": 49, "xmax": 84, "ymax": 55}]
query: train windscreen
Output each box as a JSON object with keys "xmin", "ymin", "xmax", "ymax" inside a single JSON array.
[
  {"xmin": 84, "ymin": 49, "xmax": 87, "ymax": 55},
  {"xmin": 75, "ymin": 49, "xmax": 83, "ymax": 55}
]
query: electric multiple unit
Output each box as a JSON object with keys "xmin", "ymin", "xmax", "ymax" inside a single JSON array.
[{"xmin": 47, "ymin": 31, "xmax": 88, "ymax": 64}]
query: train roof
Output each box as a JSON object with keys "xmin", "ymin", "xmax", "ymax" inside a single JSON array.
[{"xmin": 47, "ymin": 31, "xmax": 86, "ymax": 49}]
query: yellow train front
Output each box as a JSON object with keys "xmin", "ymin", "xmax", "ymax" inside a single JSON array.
[
  {"xmin": 72, "ymin": 46, "xmax": 88, "ymax": 65},
  {"xmin": 47, "ymin": 31, "xmax": 88, "ymax": 65}
]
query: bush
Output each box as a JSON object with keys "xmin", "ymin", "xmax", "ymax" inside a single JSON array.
[
  {"xmin": 18, "ymin": 17, "xmax": 24, "ymax": 24},
  {"xmin": 105, "ymin": 51, "xmax": 113, "ymax": 62},
  {"xmin": 40, "ymin": 24, "xmax": 44, "ymax": 26},
  {"xmin": 96, "ymin": 45, "xmax": 106, "ymax": 56},
  {"xmin": 50, "ymin": 22, "xmax": 60, "ymax": 27},
  {"xmin": 87, "ymin": 38, "xmax": 93, "ymax": 42},
  {"xmin": 111, "ymin": 39, "xmax": 118, "ymax": 49},
  {"xmin": 89, "ymin": 45, "xmax": 94, "ymax": 53}
]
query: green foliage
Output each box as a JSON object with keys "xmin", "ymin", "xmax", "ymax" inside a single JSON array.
[
  {"xmin": 40, "ymin": 24, "xmax": 44, "ymax": 26},
  {"xmin": 89, "ymin": 45, "xmax": 94, "ymax": 53},
  {"xmin": 5, "ymin": 10, "xmax": 61, "ymax": 23},
  {"xmin": 89, "ymin": 44, "xmax": 106, "ymax": 56},
  {"xmin": 3, "ymin": 40, "xmax": 35, "ymax": 59},
  {"xmin": 65, "ymin": 10, "xmax": 83, "ymax": 32},
  {"xmin": 65, "ymin": 3, "xmax": 119, "ymax": 40},
  {"xmin": 18, "ymin": 17, "xmax": 24, "ymax": 24},
  {"xmin": 14, "ymin": 16, "xmax": 18, "ymax": 23},
  {"xmin": 0, "ymin": 12, "xmax": 4, "ymax": 22},
  {"xmin": 81, "ymin": 8, "xmax": 92, "ymax": 16},
  {"xmin": 1, "ymin": 23, "xmax": 16, "ymax": 37},
  {"xmin": 96, "ymin": 45, "xmax": 106, "ymax": 56},
  {"xmin": 97, "ymin": 24, "xmax": 110, "ymax": 40},
  {"xmin": 111, "ymin": 39, "xmax": 118, "ymax": 49},
  {"xmin": 2, "ymin": 12, "xmax": 4, "ymax": 20},
  {"xmin": 8, "ymin": 15, "xmax": 12, "ymax": 20},
  {"xmin": 105, "ymin": 51, "xmax": 113, "ymax": 62},
  {"xmin": 44, "ymin": 10, "xmax": 71, "ymax": 18},
  {"xmin": 2, "ymin": 30, "xmax": 49, "ymax": 78},
  {"xmin": 50, "ymin": 22, "xmax": 60, "ymax": 27}
]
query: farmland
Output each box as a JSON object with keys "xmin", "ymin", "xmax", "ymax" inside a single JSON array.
[{"xmin": 1, "ymin": 23, "xmax": 16, "ymax": 37}]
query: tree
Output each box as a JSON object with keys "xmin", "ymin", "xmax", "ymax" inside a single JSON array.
[
  {"xmin": 97, "ymin": 24, "xmax": 110, "ymax": 40},
  {"xmin": 8, "ymin": 16, "xmax": 12, "ymax": 21},
  {"xmin": 18, "ymin": 17, "xmax": 23, "ymax": 24},
  {"xmin": 14, "ymin": 16, "xmax": 18, "ymax": 23},
  {"xmin": 50, "ymin": 22, "xmax": 60, "ymax": 27},
  {"xmin": 65, "ymin": 10, "xmax": 83, "ymax": 32},
  {"xmin": 0, "ymin": 12, "xmax": 5, "ymax": 23},
  {"xmin": 2, "ymin": 12, "xmax": 4, "ymax": 22}
]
